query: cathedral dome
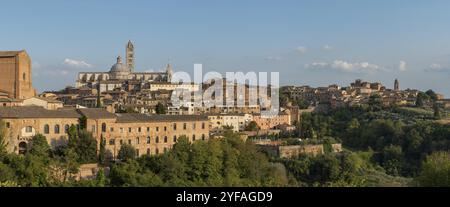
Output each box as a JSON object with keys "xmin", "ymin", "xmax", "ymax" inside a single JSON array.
[{"xmin": 110, "ymin": 56, "xmax": 128, "ymax": 73}]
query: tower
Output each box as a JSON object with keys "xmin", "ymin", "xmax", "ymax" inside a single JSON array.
[
  {"xmin": 394, "ymin": 79, "xmax": 399, "ymax": 91},
  {"xmin": 166, "ymin": 63, "xmax": 173, "ymax": 82},
  {"xmin": 126, "ymin": 40, "xmax": 135, "ymax": 73}
]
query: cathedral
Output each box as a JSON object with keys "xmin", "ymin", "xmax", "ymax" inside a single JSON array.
[{"xmin": 76, "ymin": 41, "xmax": 173, "ymax": 92}]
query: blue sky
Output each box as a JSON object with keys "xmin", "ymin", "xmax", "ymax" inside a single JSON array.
[{"xmin": 1, "ymin": 0, "xmax": 450, "ymax": 96}]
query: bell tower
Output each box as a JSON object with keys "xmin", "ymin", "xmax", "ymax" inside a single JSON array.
[
  {"xmin": 394, "ymin": 79, "xmax": 399, "ymax": 91},
  {"xmin": 126, "ymin": 40, "xmax": 135, "ymax": 73}
]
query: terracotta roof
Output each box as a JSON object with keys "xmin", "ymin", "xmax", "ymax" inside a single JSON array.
[
  {"xmin": 77, "ymin": 108, "xmax": 117, "ymax": 119},
  {"xmin": 115, "ymin": 113, "xmax": 208, "ymax": 123},
  {"xmin": 32, "ymin": 97, "xmax": 63, "ymax": 103},
  {"xmin": 0, "ymin": 106, "xmax": 80, "ymax": 118},
  {"xmin": 0, "ymin": 50, "xmax": 25, "ymax": 57}
]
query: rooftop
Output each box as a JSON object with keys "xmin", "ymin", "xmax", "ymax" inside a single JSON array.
[
  {"xmin": 115, "ymin": 113, "xmax": 208, "ymax": 123},
  {"xmin": 0, "ymin": 106, "xmax": 80, "ymax": 119}
]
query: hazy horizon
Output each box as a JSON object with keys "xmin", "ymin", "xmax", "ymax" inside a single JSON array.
[{"xmin": 2, "ymin": 0, "xmax": 450, "ymax": 97}]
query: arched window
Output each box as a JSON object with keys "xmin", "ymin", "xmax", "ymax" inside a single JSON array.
[
  {"xmin": 164, "ymin": 136, "xmax": 168, "ymax": 143},
  {"xmin": 44, "ymin": 124, "xmax": 50, "ymax": 134},
  {"xmin": 156, "ymin": 136, "xmax": 159, "ymax": 143},
  {"xmin": 146, "ymin": 136, "xmax": 151, "ymax": 144},
  {"xmin": 54, "ymin": 125, "xmax": 60, "ymax": 134},
  {"xmin": 18, "ymin": 142, "xmax": 27, "ymax": 154},
  {"xmin": 101, "ymin": 123, "xmax": 107, "ymax": 133},
  {"xmin": 64, "ymin": 125, "xmax": 70, "ymax": 133},
  {"xmin": 173, "ymin": 135, "xmax": 177, "ymax": 142}
]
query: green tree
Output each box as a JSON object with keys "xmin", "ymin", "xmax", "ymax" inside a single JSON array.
[
  {"xmin": 381, "ymin": 145, "xmax": 404, "ymax": 176},
  {"xmin": 155, "ymin": 102, "xmax": 167, "ymax": 114},
  {"xmin": 29, "ymin": 134, "xmax": 50, "ymax": 158},
  {"xmin": 118, "ymin": 144, "xmax": 136, "ymax": 161},
  {"xmin": 69, "ymin": 130, "xmax": 97, "ymax": 164},
  {"xmin": 79, "ymin": 116, "xmax": 87, "ymax": 130},
  {"xmin": 109, "ymin": 160, "xmax": 163, "ymax": 187},
  {"xmin": 0, "ymin": 121, "xmax": 8, "ymax": 155},
  {"xmin": 245, "ymin": 121, "xmax": 259, "ymax": 131},
  {"xmin": 98, "ymin": 135, "xmax": 106, "ymax": 165},
  {"xmin": 416, "ymin": 92, "xmax": 429, "ymax": 107},
  {"xmin": 416, "ymin": 151, "xmax": 450, "ymax": 187},
  {"xmin": 425, "ymin": 89, "xmax": 438, "ymax": 101},
  {"xmin": 433, "ymin": 103, "xmax": 441, "ymax": 119}
]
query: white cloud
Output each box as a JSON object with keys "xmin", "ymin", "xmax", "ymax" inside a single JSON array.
[
  {"xmin": 399, "ymin": 61, "xmax": 407, "ymax": 71},
  {"xmin": 323, "ymin": 45, "xmax": 333, "ymax": 51},
  {"xmin": 426, "ymin": 63, "xmax": 449, "ymax": 72},
  {"xmin": 264, "ymin": 56, "xmax": 282, "ymax": 61},
  {"xmin": 305, "ymin": 60, "xmax": 380, "ymax": 73},
  {"xmin": 60, "ymin": 70, "xmax": 69, "ymax": 75},
  {"xmin": 63, "ymin": 58, "xmax": 93, "ymax": 68},
  {"xmin": 32, "ymin": 61, "xmax": 41, "ymax": 69},
  {"xmin": 296, "ymin": 46, "xmax": 308, "ymax": 54}
]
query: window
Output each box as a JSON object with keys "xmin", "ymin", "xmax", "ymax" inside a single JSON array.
[
  {"xmin": 128, "ymin": 139, "xmax": 132, "ymax": 145},
  {"xmin": 192, "ymin": 135, "xmax": 196, "ymax": 141},
  {"xmin": 120, "ymin": 128, "xmax": 123, "ymax": 133},
  {"xmin": 156, "ymin": 136, "xmax": 159, "ymax": 143},
  {"xmin": 147, "ymin": 127, "xmax": 150, "ymax": 132},
  {"xmin": 26, "ymin": 126, "xmax": 33, "ymax": 133},
  {"xmin": 64, "ymin": 125, "xmax": 70, "ymax": 133},
  {"xmin": 136, "ymin": 149, "xmax": 139, "ymax": 157},
  {"xmin": 109, "ymin": 139, "xmax": 115, "ymax": 145},
  {"xmin": 173, "ymin": 135, "xmax": 177, "ymax": 142},
  {"xmin": 23, "ymin": 73, "xmax": 26, "ymax": 81},
  {"xmin": 120, "ymin": 140, "xmax": 123, "ymax": 145},
  {"xmin": 164, "ymin": 136, "xmax": 168, "ymax": 143},
  {"xmin": 138, "ymin": 127, "xmax": 141, "ymax": 133},
  {"xmin": 202, "ymin": 122, "xmax": 206, "ymax": 129},
  {"xmin": 55, "ymin": 125, "xmax": 60, "ymax": 134},
  {"xmin": 173, "ymin": 123, "xmax": 177, "ymax": 130},
  {"xmin": 44, "ymin": 124, "xmax": 50, "ymax": 134},
  {"xmin": 128, "ymin": 127, "xmax": 132, "ymax": 133},
  {"xmin": 147, "ymin": 148, "xmax": 151, "ymax": 155},
  {"xmin": 164, "ymin": 126, "xmax": 167, "ymax": 131},
  {"xmin": 110, "ymin": 127, "xmax": 114, "ymax": 132},
  {"xmin": 164, "ymin": 147, "xmax": 167, "ymax": 153},
  {"xmin": 202, "ymin": 134, "xmax": 206, "ymax": 141},
  {"xmin": 136, "ymin": 137, "xmax": 140, "ymax": 144},
  {"xmin": 146, "ymin": 136, "xmax": 151, "ymax": 144},
  {"xmin": 91, "ymin": 125, "xmax": 96, "ymax": 133},
  {"xmin": 192, "ymin": 123, "xmax": 196, "ymax": 130},
  {"xmin": 183, "ymin": 123, "xmax": 187, "ymax": 130},
  {"xmin": 101, "ymin": 123, "xmax": 107, "ymax": 133},
  {"xmin": 155, "ymin": 148, "xmax": 159, "ymax": 154},
  {"xmin": 156, "ymin": 127, "xmax": 159, "ymax": 132}
]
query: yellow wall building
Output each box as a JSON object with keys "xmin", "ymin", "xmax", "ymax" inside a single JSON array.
[{"xmin": 0, "ymin": 107, "xmax": 210, "ymax": 158}]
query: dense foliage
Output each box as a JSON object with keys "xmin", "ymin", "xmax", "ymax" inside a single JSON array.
[{"xmin": 297, "ymin": 105, "xmax": 450, "ymax": 179}]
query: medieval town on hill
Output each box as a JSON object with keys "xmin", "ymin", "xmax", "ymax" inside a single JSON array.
[{"xmin": 1, "ymin": 41, "xmax": 450, "ymax": 187}]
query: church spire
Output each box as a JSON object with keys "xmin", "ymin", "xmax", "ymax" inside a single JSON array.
[
  {"xmin": 166, "ymin": 61, "xmax": 173, "ymax": 82},
  {"xmin": 394, "ymin": 79, "xmax": 399, "ymax": 91},
  {"xmin": 126, "ymin": 40, "xmax": 135, "ymax": 73}
]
